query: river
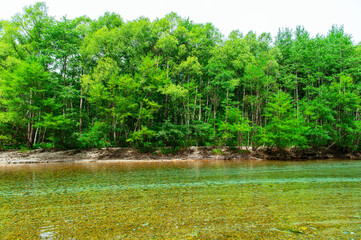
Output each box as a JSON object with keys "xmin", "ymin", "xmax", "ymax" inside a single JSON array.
[{"xmin": 0, "ymin": 160, "xmax": 360, "ymax": 239}]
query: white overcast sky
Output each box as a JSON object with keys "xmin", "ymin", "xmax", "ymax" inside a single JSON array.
[{"xmin": 1, "ymin": 0, "xmax": 361, "ymax": 43}]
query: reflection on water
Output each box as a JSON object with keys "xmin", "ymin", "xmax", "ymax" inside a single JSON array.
[{"xmin": 0, "ymin": 160, "xmax": 360, "ymax": 239}]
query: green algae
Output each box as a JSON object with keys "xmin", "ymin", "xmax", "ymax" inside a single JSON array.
[{"xmin": 0, "ymin": 160, "xmax": 361, "ymax": 239}]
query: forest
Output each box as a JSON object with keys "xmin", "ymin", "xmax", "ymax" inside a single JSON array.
[{"xmin": 0, "ymin": 2, "xmax": 361, "ymax": 152}]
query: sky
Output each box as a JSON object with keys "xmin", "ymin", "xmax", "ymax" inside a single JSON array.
[{"xmin": 1, "ymin": 0, "xmax": 361, "ymax": 43}]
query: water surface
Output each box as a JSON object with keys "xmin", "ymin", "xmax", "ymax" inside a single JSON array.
[{"xmin": 1, "ymin": 160, "xmax": 360, "ymax": 239}]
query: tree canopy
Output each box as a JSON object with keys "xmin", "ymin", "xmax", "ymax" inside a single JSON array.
[{"xmin": 1, "ymin": 3, "xmax": 361, "ymax": 152}]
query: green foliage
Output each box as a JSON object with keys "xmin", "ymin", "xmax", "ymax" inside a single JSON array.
[
  {"xmin": 0, "ymin": 135, "xmax": 15, "ymax": 149},
  {"xmin": 212, "ymin": 148, "xmax": 223, "ymax": 155},
  {"xmin": 77, "ymin": 122, "xmax": 110, "ymax": 148},
  {"xmin": 217, "ymin": 107, "xmax": 250, "ymax": 146},
  {"xmin": 262, "ymin": 91, "xmax": 308, "ymax": 149},
  {"xmin": 156, "ymin": 121, "xmax": 185, "ymax": 147},
  {"xmin": 127, "ymin": 126, "xmax": 156, "ymax": 148},
  {"xmin": 191, "ymin": 122, "xmax": 215, "ymax": 146},
  {"xmin": 33, "ymin": 142, "xmax": 53, "ymax": 150},
  {"xmin": 1, "ymin": 2, "xmax": 361, "ymax": 152}
]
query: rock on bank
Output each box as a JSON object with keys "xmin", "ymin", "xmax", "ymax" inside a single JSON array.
[{"xmin": 0, "ymin": 147, "xmax": 360, "ymax": 164}]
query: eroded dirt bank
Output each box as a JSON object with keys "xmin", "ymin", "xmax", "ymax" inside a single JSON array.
[{"xmin": 0, "ymin": 147, "xmax": 360, "ymax": 164}]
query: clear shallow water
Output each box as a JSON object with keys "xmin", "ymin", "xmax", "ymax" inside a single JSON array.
[{"xmin": 0, "ymin": 160, "xmax": 360, "ymax": 239}]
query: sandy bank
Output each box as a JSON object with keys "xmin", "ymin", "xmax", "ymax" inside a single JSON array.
[{"xmin": 0, "ymin": 147, "xmax": 360, "ymax": 165}]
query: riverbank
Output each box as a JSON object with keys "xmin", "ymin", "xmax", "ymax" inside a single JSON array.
[{"xmin": 1, "ymin": 147, "xmax": 360, "ymax": 165}]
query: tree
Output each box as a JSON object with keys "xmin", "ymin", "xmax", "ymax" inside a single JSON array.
[
  {"xmin": 0, "ymin": 58, "xmax": 53, "ymax": 147},
  {"xmin": 262, "ymin": 91, "xmax": 307, "ymax": 149},
  {"xmin": 217, "ymin": 106, "xmax": 250, "ymax": 147}
]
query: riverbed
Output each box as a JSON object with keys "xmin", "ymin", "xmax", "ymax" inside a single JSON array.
[{"xmin": 0, "ymin": 160, "xmax": 360, "ymax": 239}]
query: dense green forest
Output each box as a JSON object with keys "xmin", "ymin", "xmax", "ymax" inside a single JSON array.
[{"xmin": 0, "ymin": 2, "xmax": 360, "ymax": 151}]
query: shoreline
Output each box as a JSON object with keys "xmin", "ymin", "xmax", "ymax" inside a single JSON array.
[{"xmin": 1, "ymin": 146, "xmax": 360, "ymax": 165}]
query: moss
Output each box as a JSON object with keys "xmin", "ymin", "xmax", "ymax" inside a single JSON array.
[{"xmin": 212, "ymin": 148, "xmax": 223, "ymax": 155}]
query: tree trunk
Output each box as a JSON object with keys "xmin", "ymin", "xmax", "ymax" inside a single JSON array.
[{"xmin": 79, "ymin": 87, "xmax": 83, "ymax": 133}]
